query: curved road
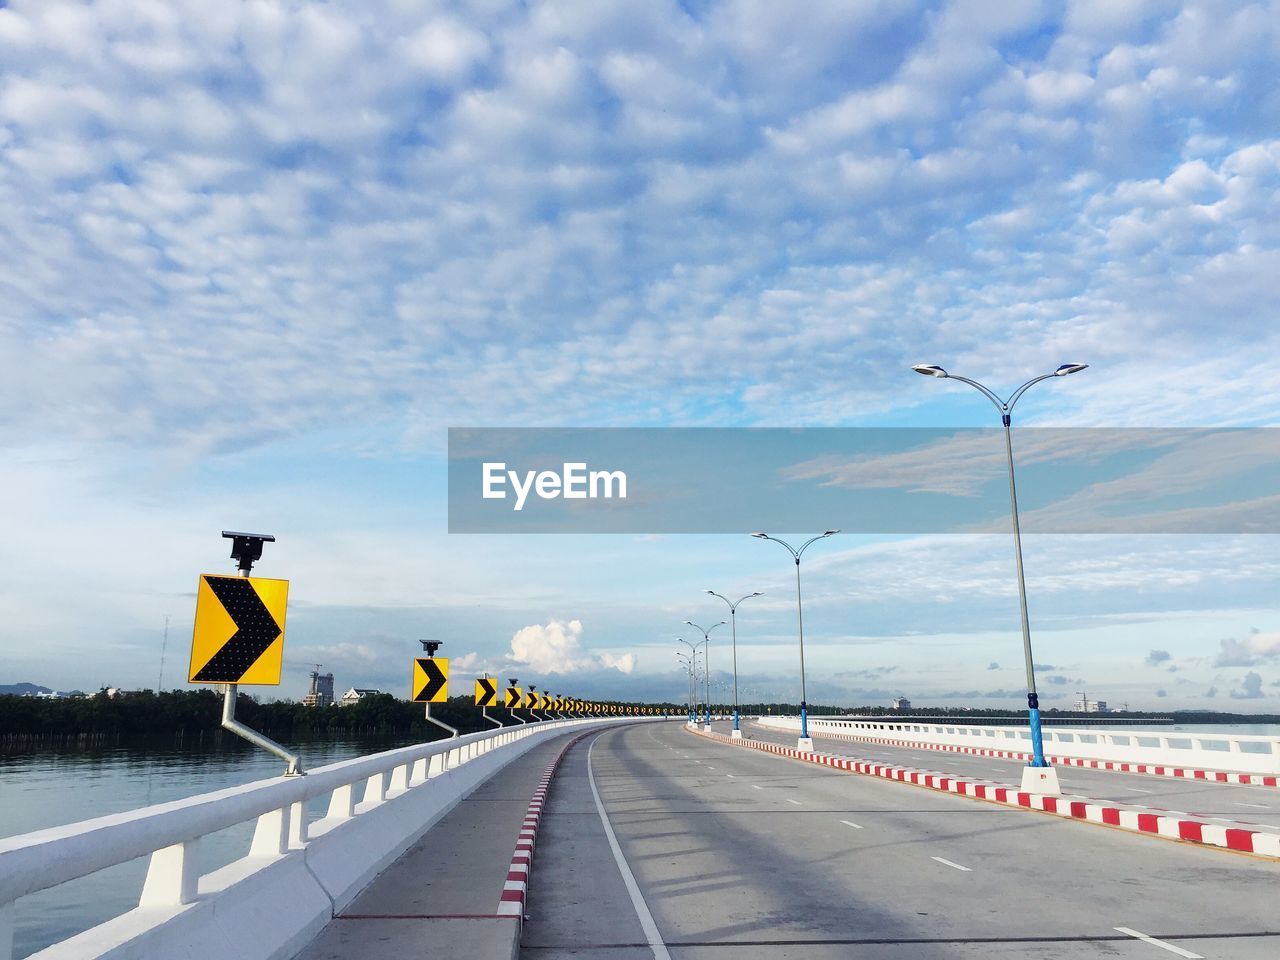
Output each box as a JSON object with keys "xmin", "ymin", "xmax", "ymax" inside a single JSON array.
[{"xmin": 521, "ymin": 721, "xmax": 1279, "ymax": 959}]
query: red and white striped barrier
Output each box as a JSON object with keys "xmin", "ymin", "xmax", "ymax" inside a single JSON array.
[
  {"xmin": 496, "ymin": 731, "xmax": 592, "ymax": 922},
  {"xmin": 699, "ymin": 728, "xmax": 1280, "ymax": 859},
  {"xmin": 758, "ymin": 722, "xmax": 1280, "ymax": 788}
]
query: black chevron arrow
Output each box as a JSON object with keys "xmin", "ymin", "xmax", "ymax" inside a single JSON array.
[
  {"xmin": 505, "ymin": 687, "xmax": 520, "ymax": 708},
  {"xmin": 193, "ymin": 577, "xmax": 282, "ymax": 682},
  {"xmin": 475, "ymin": 677, "xmax": 496, "ymax": 707},
  {"xmin": 415, "ymin": 658, "xmax": 447, "ymax": 701}
]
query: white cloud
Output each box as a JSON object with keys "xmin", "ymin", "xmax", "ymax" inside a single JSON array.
[
  {"xmin": 508, "ymin": 619, "xmax": 636, "ymax": 675},
  {"xmin": 1230, "ymin": 670, "xmax": 1266, "ymax": 699},
  {"xmin": 1214, "ymin": 631, "xmax": 1280, "ymax": 667}
]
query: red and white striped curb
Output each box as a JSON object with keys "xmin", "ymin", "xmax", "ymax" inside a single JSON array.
[
  {"xmin": 496, "ymin": 731, "xmax": 593, "ymax": 922},
  {"xmin": 756, "ymin": 723, "xmax": 1280, "ymax": 788},
  {"xmin": 700, "ymin": 728, "xmax": 1280, "ymax": 859}
]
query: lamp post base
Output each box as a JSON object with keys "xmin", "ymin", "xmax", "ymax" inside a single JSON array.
[
  {"xmin": 1020, "ymin": 765, "xmax": 1060, "ymax": 796},
  {"xmin": 703, "ymin": 722, "xmax": 713, "ymax": 731},
  {"xmin": 797, "ymin": 737, "xmax": 814, "ymax": 752},
  {"xmin": 731, "ymin": 728, "xmax": 743, "ymax": 739}
]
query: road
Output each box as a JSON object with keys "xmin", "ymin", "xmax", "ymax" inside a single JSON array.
[
  {"xmin": 521, "ymin": 721, "xmax": 1279, "ymax": 959},
  {"xmin": 740, "ymin": 720, "xmax": 1280, "ymax": 836}
]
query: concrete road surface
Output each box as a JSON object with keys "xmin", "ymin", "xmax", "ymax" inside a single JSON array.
[
  {"xmin": 739, "ymin": 720, "xmax": 1280, "ymax": 837},
  {"xmin": 521, "ymin": 721, "xmax": 1280, "ymax": 959}
]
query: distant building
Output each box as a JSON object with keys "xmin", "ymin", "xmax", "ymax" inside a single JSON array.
[
  {"xmin": 340, "ymin": 687, "xmax": 381, "ymax": 706},
  {"xmin": 303, "ymin": 671, "xmax": 335, "ymax": 707},
  {"xmin": 1073, "ymin": 695, "xmax": 1108, "ymax": 713},
  {"xmin": 891, "ymin": 696, "xmax": 911, "ymax": 710}
]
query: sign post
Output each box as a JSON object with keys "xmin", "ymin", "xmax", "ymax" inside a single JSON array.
[
  {"xmin": 190, "ymin": 531, "xmax": 301, "ymax": 776},
  {"xmin": 527, "ymin": 684, "xmax": 543, "ymax": 722},
  {"xmin": 414, "ymin": 641, "xmax": 457, "ymax": 739}
]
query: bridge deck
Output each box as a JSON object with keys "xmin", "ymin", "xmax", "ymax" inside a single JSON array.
[{"xmin": 521, "ymin": 721, "xmax": 1278, "ymax": 959}]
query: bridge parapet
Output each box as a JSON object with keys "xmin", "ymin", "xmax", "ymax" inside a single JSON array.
[
  {"xmin": 0, "ymin": 717, "xmax": 656, "ymax": 960},
  {"xmin": 755, "ymin": 716, "xmax": 1280, "ymax": 776}
]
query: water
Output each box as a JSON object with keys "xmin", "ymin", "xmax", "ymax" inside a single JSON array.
[{"xmin": 1, "ymin": 737, "xmax": 417, "ymax": 958}]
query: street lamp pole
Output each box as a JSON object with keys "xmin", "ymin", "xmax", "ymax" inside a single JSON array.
[
  {"xmin": 751, "ymin": 531, "xmax": 838, "ymax": 751},
  {"xmin": 677, "ymin": 638, "xmax": 706, "ymax": 727},
  {"xmin": 912, "ymin": 361, "xmax": 1087, "ymax": 796},
  {"xmin": 685, "ymin": 621, "xmax": 725, "ymax": 730},
  {"xmin": 706, "ymin": 590, "xmax": 762, "ymax": 739},
  {"xmin": 677, "ymin": 651, "xmax": 697, "ymax": 725}
]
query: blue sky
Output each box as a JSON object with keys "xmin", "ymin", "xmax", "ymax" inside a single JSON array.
[{"xmin": 2, "ymin": 0, "xmax": 1279, "ymax": 710}]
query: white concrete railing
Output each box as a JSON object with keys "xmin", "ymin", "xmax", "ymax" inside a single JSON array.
[
  {"xmin": 754, "ymin": 716, "xmax": 1280, "ymax": 775},
  {"xmin": 0, "ymin": 716, "xmax": 659, "ymax": 960}
]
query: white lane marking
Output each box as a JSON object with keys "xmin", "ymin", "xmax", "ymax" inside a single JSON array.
[
  {"xmin": 930, "ymin": 857, "xmax": 971, "ymax": 872},
  {"xmin": 839, "ymin": 820, "xmax": 863, "ymax": 830},
  {"xmin": 1127, "ymin": 787, "xmax": 1154, "ymax": 794},
  {"xmin": 726, "ymin": 774, "xmax": 736, "ymax": 778},
  {"xmin": 587, "ymin": 736, "xmax": 672, "ymax": 960},
  {"xmin": 751, "ymin": 784, "xmax": 764, "ymax": 790},
  {"xmin": 707, "ymin": 766, "xmax": 715, "ymax": 770},
  {"xmin": 1234, "ymin": 802, "xmax": 1270, "ymax": 809},
  {"xmin": 1114, "ymin": 926, "xmax": 1203, "ymax": 958},
  {"xmin": 786, "ymin": 798, "xmax": 802, "ymax": 806}
]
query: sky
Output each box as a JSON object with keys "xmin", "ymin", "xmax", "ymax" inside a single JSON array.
[{"xmin": 2, "ymin": 0, "xmax": 1280, "ymax": 712}]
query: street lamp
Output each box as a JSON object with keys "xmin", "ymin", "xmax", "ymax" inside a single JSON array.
[
  {"xmin": 676, "ymin": 651, "xmax": 698, "ymax": 725},
  {"xmin": 685, "ymin": 621, "xmax": 725, "ymax": 730},
  {"xmin": 751, "ymin": 531, "xmax": 838, "ymax": 751},
  {"xmin": 677, "ymin": 638, "xmax": 706, "ymax": 727},
  {"xmin": 706, "ymin": 590, "xmax": 763, "ymax": 739},
  {"xmin": 912, "ymin": 361, "xmax": 1087, "ymax": 796}
]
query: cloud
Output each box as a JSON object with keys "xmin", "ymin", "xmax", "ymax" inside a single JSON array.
[
  {"xmin": 507, "ymin": 619, "xmax": 635, "ymax": 675},
  {"xmin": 1205, "ymin": 686, "xmax": 1217, "ymax": 698},
  {"xmin": 1230, "ymin": 671, "xmax": 1266, "ymax": 699},
  {"xmin": 1213, "ymin": 631, "xmax": 1280, "ymax": 667},
  {"xmin": 1145, "ymin": 649, "xmax": 1171, "ymax": 666},
  {"xmin": 987, "ymin": 661, "xmax": 1000, "ymax": 670},
  {"xmin": 1156, "ymin": 689, "xmax": 1167, "ymax": 697}
]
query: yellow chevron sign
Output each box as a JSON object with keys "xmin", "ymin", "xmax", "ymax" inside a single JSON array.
[
  {"xmin": 411, "ymin": 657, "xmax": 449, "ymax": 703},
  {"xmin": 505, "ymin": 686, "xmax": 522, "ymax": 708},
  {"xmin": 475, "ymin": 677, "xmax": 498, "ymax": 707},
  {"xmin": 189, "ymin": 575, "xmax": 289, "ymax": 685}
]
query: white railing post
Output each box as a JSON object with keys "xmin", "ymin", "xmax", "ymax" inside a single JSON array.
[
  {"xmin": 363, "ymin": 773, "xmax": 386, "ymax": 806},
  {"xmin": 388, "ymin": 764, "xmax": 409, "ymax": 794},
  {"xmin": 327, "ymin": 783, "xmax": 355, "ymax": 820},
  {"xmin": 139, "ymin": 839, "xmax": 202, "ymax": 907},
  {"xmin": 289, "ymin": 801, "xmax": 308, "ymax": 848},
  {"xmin": 410, "ymin": 758, "xmax": 428, "ymax": 783},
  {"xmin": 250, "ymin": 806, "xmax": 290, "ymax": 857}
]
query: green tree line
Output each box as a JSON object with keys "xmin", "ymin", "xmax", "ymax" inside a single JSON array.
[{"xmin": 0, "ymin": 689, "xmax": 682, "ymax": 743}]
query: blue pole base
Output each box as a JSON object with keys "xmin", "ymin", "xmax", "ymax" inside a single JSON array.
[
  {"xmin": 1027, "ymin": 705, "xmax": 1049, "ymax": 767},
  {"xmin": 733, "ymin": 710, "xmax": 740, "ymax": 730},
  {"xmin": 800, "ymin": 703, "xmax": 809, "ymax": 740}
]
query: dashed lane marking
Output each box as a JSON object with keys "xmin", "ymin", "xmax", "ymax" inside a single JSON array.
[
  {"xmin": 1114, "ymin": 927, "xmax": 1203, "ymax": 958},
  {"xmin": 931, "ymin": 857, "xmax": 972, "ymax": 872}
]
